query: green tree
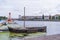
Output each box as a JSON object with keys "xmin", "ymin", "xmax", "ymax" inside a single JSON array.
[
  {"xmin": 52, "ymin": 16, "xmax": 55, "ymax": 20},
  {"xmin": 0, "ymin": 16, "xmax": 7, "ymax": 20},
  {"xmin": 49, "ymin": 15, "xmax": 51, "ymax": 20},
  {"xmin": 42, "ymin": 15, "xmax": 44, "ymax": 20},
  {"xmin": 58, "ymin": 16, "xmax": 60, "ymax": 20}
]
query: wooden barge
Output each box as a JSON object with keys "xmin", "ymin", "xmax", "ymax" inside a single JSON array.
[{"xmin": 8, "ymin": 26, "xmax": 46, "ymax": 33}]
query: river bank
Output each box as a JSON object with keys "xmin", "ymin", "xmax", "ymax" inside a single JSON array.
[{"xmin": 23, "ymin": 34, "xmax": 60, "ymax": 40}]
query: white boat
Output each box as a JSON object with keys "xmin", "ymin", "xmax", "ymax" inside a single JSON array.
[{"xmin": 0, "ymin": 25, "xmax": 8, "ymax": 31}]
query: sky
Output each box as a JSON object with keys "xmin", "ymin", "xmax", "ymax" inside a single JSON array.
[{"xmin": 0, "ymin": 0, "xmax": 60, "ymax": 18}]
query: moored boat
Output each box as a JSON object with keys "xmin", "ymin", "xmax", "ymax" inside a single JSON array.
[
  {"xmin": 0, "ymin": 25, "xmax": 9, "ymax": 31},
  {"xmin": 8, "ymin": 27, "xmax": 27, "ymax": 33},
  {"xmin": 8, "ymin": 26, "xmax": 46, "ymax": 33}
]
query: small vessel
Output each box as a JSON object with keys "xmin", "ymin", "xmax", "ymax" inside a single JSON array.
[
  {"xmin": 0, "ymin": 21, "xmax": 8, "ymax": 32},
  {"xmin": 0, "ymin": 25, "xmax": 8, "ymax": 31},
  {"xmin": 8, "ymin": 26, "xmax": 46, "ymax": 33},
  {"xmin": 8, "ymin": 27, "xmax": 27, "ymax": 33}
]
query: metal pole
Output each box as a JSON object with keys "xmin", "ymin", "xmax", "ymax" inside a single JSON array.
[{"xmin": 24, "ymin": 7, "xmax": 25, "ymax": 27}]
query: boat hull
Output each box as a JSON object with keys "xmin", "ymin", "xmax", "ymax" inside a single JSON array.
[
  {"xmin": 8, "ymin": 26, "xmax": 46, "ymax": 33},
  {"xmin": 8, "ymin": 27, "xmax": 27, "ymax": 33}
]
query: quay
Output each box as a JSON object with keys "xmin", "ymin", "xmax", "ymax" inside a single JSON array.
[{"xmin": 18, "ymin": 34, "xmax": 60, "ymax": 40}]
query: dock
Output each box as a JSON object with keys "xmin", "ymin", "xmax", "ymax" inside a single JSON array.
[{"xmin": 19, "ymin": 34, "xmax": 60, "ymax": 40}]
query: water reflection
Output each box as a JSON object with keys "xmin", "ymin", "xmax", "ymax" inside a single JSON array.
[
  {"xmin": 9, "ymin": 32, "xmax": 28, "ymax": 40},
  {"xmin": 10, "ymin": 37, "xmax": 24, "ymax": 40},
  {"xmin": 0, "ymin": 31, "xmax": 46, "ymax": 40},
  {"xmin": 0, "ymin": 32, "xmax": 24, "ymax": 40},
  {"xmin": 0, "ymin": 32, "xmax": 10, "ymax": 40}
]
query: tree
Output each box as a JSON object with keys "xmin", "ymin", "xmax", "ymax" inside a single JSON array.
[
  {"xmin": 52, "ymin": 16, "xmax": 55, "ymax": 20},
  {"xmin": 49, "ymin": 15, "xmax": 51, "ymax": 20},
  {"xmin": 58, "ymin": 16, "xmax": 60, "ymax": 20},
  {"xmin": 42, "ymin": 15, "xmax": 44, "ymax": 20},
  {"xmin": 0, "ymin": 16, "xmax": 7, "ymax": 20}
]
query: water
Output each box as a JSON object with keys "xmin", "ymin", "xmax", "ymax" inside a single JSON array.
[
  {"xmin": 0, "ymin": 32, "xmax": 10, "ymax": 40},
  {"xmin": 0, "ymin": 32, "xmax": 46, "ymax": 40},
  {"xmin": 0, "ymin": 21, "xmax": 60, "ymax": 40},
  {"xmin": 15, "ymin": 21, "xmax": 60, "ymax": 35},
  {"xmin": 0, "ymin": 32, "xmax": 24, "ymax": 40}
]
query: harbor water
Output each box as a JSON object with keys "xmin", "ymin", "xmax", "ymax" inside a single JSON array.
[{"xmin": 0, "ymin": 21, "xmax": 60, "ymax": 40}]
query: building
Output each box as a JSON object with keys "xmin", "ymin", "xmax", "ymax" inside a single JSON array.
[
  {"xmin": 54, "ymin": 14, "xmax": 60, "ymax": 20},
  {"xmin": 44, "ymin": 16, "xmax": 49, "ymax": 20},
  {"xmin": 18, "ymin": 15, "xmax": 22, "ymax": 19},
  {"xmin": 18, "ymin": 15, "xmax": 52, "ymax": 21},
  {"xmin": 21, "ymin": 16, "xmax": 42, "ymax": 20}
]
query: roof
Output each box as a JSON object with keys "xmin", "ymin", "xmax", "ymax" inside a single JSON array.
[{"xmin": 54, "ymin": 14, "xmax": 60, "ymax": 16}]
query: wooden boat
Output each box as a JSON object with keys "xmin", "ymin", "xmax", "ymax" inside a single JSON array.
[
  {"xmin": 8, "ymin": 27, "xmax": 37, "ymax": 33},
  {"xmin": 8, "ymin": 27, "xmax": 27, "ymax": 33},
  {"xmin": 8, "ymin": 26, "xmax": 46, "ymax": 33}
]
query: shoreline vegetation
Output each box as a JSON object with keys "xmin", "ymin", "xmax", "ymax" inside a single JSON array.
[{"xmin": 0, "ymin": 16, "xmax": 7, "ymax": 20}]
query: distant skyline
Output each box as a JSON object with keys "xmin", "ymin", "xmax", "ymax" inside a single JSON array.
[{"xmin": 0, "ymin": 0, "xmax": 60, "ymax": 18}]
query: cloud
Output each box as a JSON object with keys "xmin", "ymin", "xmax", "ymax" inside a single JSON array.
[{"xmin": 0, "ymin": 0, "xmax": 60, "ymax": 18}]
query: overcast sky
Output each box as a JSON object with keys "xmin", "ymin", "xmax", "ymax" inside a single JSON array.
[{"xmin": 0, "ymin": 0, "xmax": 60, "ymax": 18}]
